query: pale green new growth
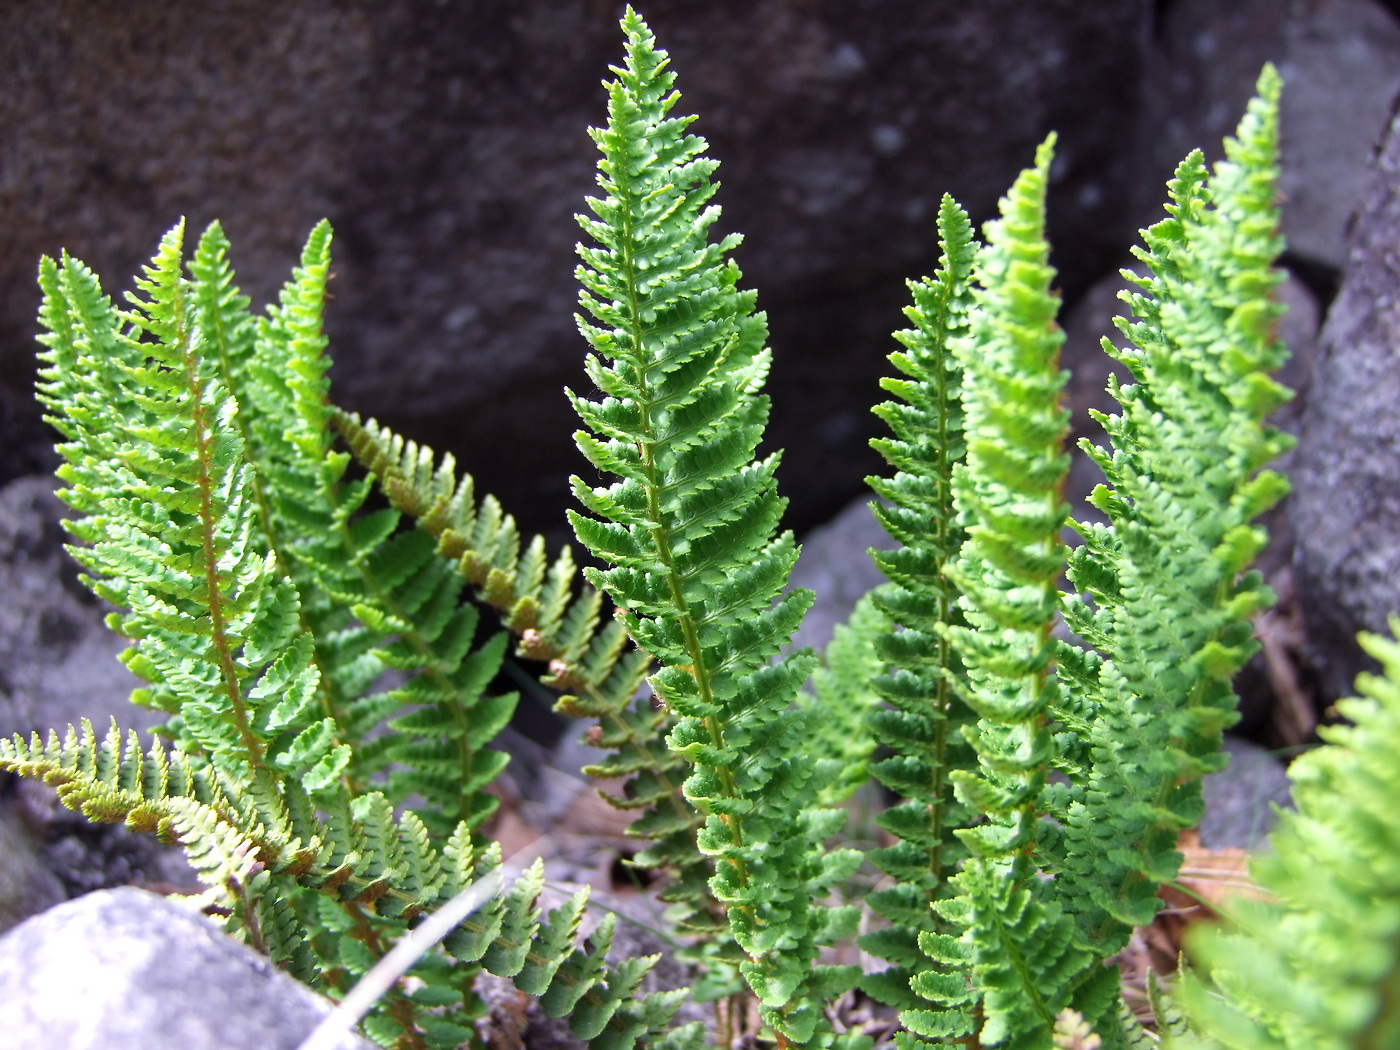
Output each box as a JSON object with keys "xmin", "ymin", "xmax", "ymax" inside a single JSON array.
[{"xmin": 1173, "ymin": 621, "xmax": 1400, "ymax": 1050}]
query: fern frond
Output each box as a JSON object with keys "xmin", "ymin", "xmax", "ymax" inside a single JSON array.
[
  {"xmin": 910, "ymin": 139, "xmax": 1121, "ymax": 1047},
  {"xmin": 333, "ymin": 406, "xmax": 710, "ymax": 925},
  {"xmin": 34, "ymin": 223, "xmax": 543, "ymax": 1044},
  {"xmin": 567, "ymin": 10, "xmax": 866, "ymax": 1044},
  {"xmin": 14, "ymin": 734, "xmax": 685, "ymax": 1050},
  {"xmin": 1055, "ymin": 65, "xmax": 1290, "ymax": 953},
  {"xmin": 861, "ymin": 193, "xmax": 980, "ymax": 1014},
  {"xmin": 0, "ymin": 719, "xmax": 221, "ymax": 840},
  {"xmin": 804, "ymin": 590, "xmax": 888, "ymax": 808},
  {"xmin": 929, "ymin": 864, "xmax": 1118, "ymax": 1050},
  {"xmin": 186, "ymin": 222, "xmax": 521, "ymax": 838},
  {"xmin": 943, "ymin": 137, "xmax": 1067, "ymax": 866},
  {"xmin": 189, "ymin": 220, "xmax": 383, "ymax": 784},
  {"xmin": 329, "ymin": 411, "xmax": 622, "ymax": 687},
  {"xmin": 36, "ymin": 220, "xmax": 344, "ymax": 794},
  {"xmin": 1175, "ymin": 619, "xmax": 1400, "ymax": 1050}
]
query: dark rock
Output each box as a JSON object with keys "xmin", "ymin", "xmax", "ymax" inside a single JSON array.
[
  {"xmin": 1144, "ymin": 0, "xmax": 1400, "ymax": 275},
  {"xmin": 1292, "ymin": 99, "xmax": 1400, "ymax": 701},
  {"xmin": 0, "ymin": 778, "xmax": 65, "ymax": 933},
  {"xmin": 0, "ymin": 887, "xmax": 373, "ymax": 1050},
  {"xmin": 0, "ymin": 2, "xmax": 1153, "ymax": 539},
  {"xmin": 1199, "ymin": 737, "xmax": 1292, "ymax": 850}
]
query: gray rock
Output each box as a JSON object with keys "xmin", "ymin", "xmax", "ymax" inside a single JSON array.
[
  {"xmin": 0, "ymin": 887, "xmax": 372, "ymax": 1050},
  {"xmin": 0, "ymin": 476, "xmax": 147, "ymax": 737},
  {"xmin": 0, "ymin": 791, "xmax": 65, "ymax": 934},
  {"xmin": 1144, "ymin": 0, "xmax": 1400, "ymax": 272},
  {"xmin": 1200, "ymin": 737, "xmax": 1293, "ymax": 850},
  {"xmin": 1291, "ymin": 99, "xmax": 1400, "ymax": 701},
  {"xmin": 0, "ymin": 3, "xmax": 1154, "ymax": 537},
  {"xmin": 788, "ymin": 497, "xmax": 889, "ymax": 656}
]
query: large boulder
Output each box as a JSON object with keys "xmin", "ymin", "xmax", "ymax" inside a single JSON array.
[
  {"xmin": 0, "ymin": 887, "xmax": 372, "ymax": 1050},
  {"xmin": 1142, "ymin": 0, "xmax": 1400, "ymax": 275},
  {"xmin": 1292, "ymin": 100, "xmax": 1400, "ymax": 701},
  {"xmin": 0, "ymin": 2, "xmax": 1153, "ymax": 535}
]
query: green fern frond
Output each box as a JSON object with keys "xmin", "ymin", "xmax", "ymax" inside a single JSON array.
[
  {"xmin": 930, "ymin": 863, "xmax": 1117, "ymax": 1050},
  {"xmin": 861, "ymin": 193, "xmax": 980, "ymax": 1014},
  {"xmin": 913, "ymin": 139, "xmax": 1121, "ymax": 1048},
  {"xmin": 943, "ymin": 137, "xmax": 1067, "ymax": 866},
  {"xmin": 1055, "ymin": 65, "xmax": 1290, "ymax": 953},
  {"xmin": 3, "ymin": 717, "xmax": 687, "ymax": 1050},
  {"xmin": 332, "ymin": 407, "xmax": 708, "ymax": 922},
  {"xmin": 804, "ymin": 590, "xmax": 889, "ymax": 808},
  {"xmin": 186, "ymin": 222, "xmax": 521, "ymax": 840},
  {"xmin": 567, "ymin": 10, "xmax": 865, "ymax": 1044},
  {"xmin": 1175, "ymin": 620, "xmax": 1400, "ymax": 1050},
  {"xmin": 36, "ymin": 220, "xmax": 343, "ymax": 794}
]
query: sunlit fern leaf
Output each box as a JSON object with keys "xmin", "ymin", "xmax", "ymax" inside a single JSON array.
[
  {"xmin": 567, "ymin": 9, "xmax": 865, "ymax": 1045},
  {"xmin": 34, "ymin": 220, "xmax": 342, "ymax": 794},
  {"xmin": 1055, "ymin": 65, "xmax": 1290, "ymax": 955},
  {"xmin": 186, "ymin": 223, "xmax": 523, "ymax": 848},
  {"xmin": 943, "ymin": 138, "xmax": 1068, "ymax": 867},
  {"xmin": 915, "ymin": 139, "xmax": 1124, "ymax": 1048},
  {"xmin": 804, "ymin": 590, "xmax": 888, "ymax": 808},
  {"xmin": 861, "ymin": 193, "xmax": 980, "ymax": 1017}
]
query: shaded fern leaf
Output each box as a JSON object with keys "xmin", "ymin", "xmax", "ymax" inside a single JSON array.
[
  {"xmin": 568, "ymin": 10, "xmax": 864, "ymax": 1046},
  {"xmin": 861, "ymin": 193, "xmax": 980, "ymax": 1017},
  {"xmin": 804, "ymin": 590, "xmax": 888, "ymax": 808},
  {"xmin": 1055, "ymin": 65, "xmax": 1290, "ymax": 953}
]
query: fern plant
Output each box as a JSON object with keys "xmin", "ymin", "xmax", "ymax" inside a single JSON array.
[
  {"xmin": 6, "ymin": 8, "xmax": 1394, "ymax": 1050},
  {"xmin": 13, "ymin": 209, "xmax": 697, "ymax": 1050}
]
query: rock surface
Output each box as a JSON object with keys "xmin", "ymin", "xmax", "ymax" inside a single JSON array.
[
  {"xmin": 0, "ymin": 476, "xmax": 146, "ymax": 737},
  {"xmin": 1143, "ymin": 0, "xmax": 1400, "ymax": 273},
  {"xmin": 0, "ymin": 887, "xmax": 372, "ymax": 1050},
  {"xmin": 1200, "ymin": 737, "xmax": 1293, "ymax": 850},
  {"xmin": 3, "ymin": 1, "xmax": 1150, "ymax": 536},
  {"xmin": 1292, "ymin": 99, "xmax": 1400, "ymax": 701},
  {"xmin": 4, "ymin": 1, "xmax": 1395, "ymax": 552}
]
